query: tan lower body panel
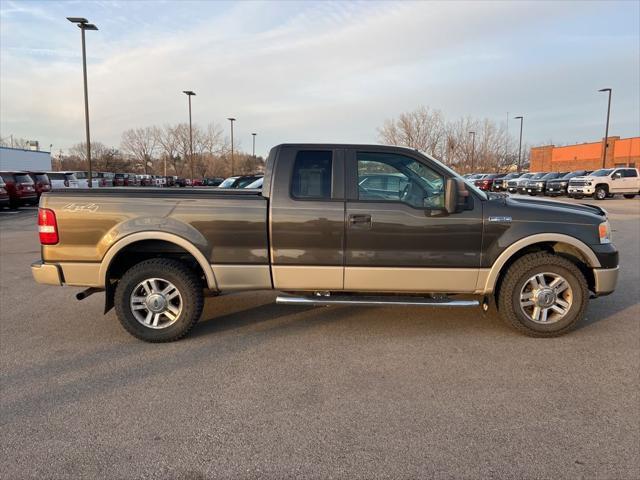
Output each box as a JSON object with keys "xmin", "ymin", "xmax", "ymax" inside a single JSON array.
[
  {"xmin": 59, "ymin": 262, "xmax": 102, "ymax": 287},
  {"xmin": 211, "ymin": 264, "xmax": 272, "ymax": 290},
  {"xmin": 344, "ymin": 267, "xmax": 483, "ymax": 293},
  {"xmin": 271, "ymin": 265, "xmax": 343, "ymax": 291}
]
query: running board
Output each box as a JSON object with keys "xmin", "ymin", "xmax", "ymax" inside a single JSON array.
[{"xmin": 276, "ymin": 294, "xmax": 479, "ymax": 307}]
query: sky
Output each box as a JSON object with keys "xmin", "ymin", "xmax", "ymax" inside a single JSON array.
[{"xmin": 1, "ymin": 0, "xmax": 639, "ymax": 157}]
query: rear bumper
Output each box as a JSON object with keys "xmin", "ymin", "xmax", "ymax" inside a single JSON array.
[
  {"xmin": 31, "ymin": 261, "xmax": 62, "ymax": 286},
  {"xmin": 593, "ymin": 266, "xmax": 619, "ymax": 296}
]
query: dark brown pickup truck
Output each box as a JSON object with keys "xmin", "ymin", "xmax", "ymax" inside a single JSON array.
[{"xmin": 32, "ymin": 144, "xmax": 619, "ymax": 342}]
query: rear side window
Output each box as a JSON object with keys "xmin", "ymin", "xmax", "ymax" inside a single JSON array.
[
  {"xmin": 623, "ymin": 169, "xmax": 638, "ymax": 177},
  {"xmin": 291, "ymin": 151, "xmax": 332, "ymax": 199},
  {"xmin": 33, "ymin": 173, "xmax": 49, "ymax": 182},
  {"xmin": 48, "ymin": 173, "xmax": 65, "ymax": 180}
]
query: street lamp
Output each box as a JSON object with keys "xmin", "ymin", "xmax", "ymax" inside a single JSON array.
[
  {"xmin": 598, "ymin": 88, "xmax": 612, "ymax": 168},
  {"xmin": 182, "ymin": 91, "xmax": 196, "ymax": 179},
  {"xmin": 67, "ymin": 17, "xmax": 98, "ymax": 187},
  {"xmin": 469, "ymin": 131, "xmax": 476, "ymax": 171},
  {"xmin": 514, "ymin": 116, "xmax": 524, "ymax": 172},
  {"xmin": 252, "ymin": 132, "xmax": 257, "ymax": 158},
  {"xmin": 227, "ymin": 118, "xmax": 236, "ymax": 175}
]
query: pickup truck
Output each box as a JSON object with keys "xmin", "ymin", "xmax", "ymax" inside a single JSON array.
[
  {"xmin": 32, "ymin": 144, "xmax": 619, "ymax": 342},
  {"xmin": 567, "ymin": 167, "xmax": 640, "ymax": 200}
]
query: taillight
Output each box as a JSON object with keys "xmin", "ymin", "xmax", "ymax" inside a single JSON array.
[{"xmin": 38, "ymin": 208, "xmax": 59, "ymax": 245}]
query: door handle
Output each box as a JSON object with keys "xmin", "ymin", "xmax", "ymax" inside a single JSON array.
[{"xmin": 349, "ymin": 214, "xmax": 372, "ymax": 227}]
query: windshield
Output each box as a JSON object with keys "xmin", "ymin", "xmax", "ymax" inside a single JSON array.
[
  {"xmin": 218, "ymin": 177, "xmax": 239, "ymax": 188},
  {"xmin": 236, "ymin": 177, "xmax": 262, "ymax": 188},
  {"xmin": 530, "ymin": 172, "xmax": 547, "ymax": 179},
  {"xmin": 591, "ymin": 169, "xmax": 613, "ymax": 177},
  {"xmin": 504, "ymin": 173, "xmax": 520, "ymax": 179},
  {"xmin": 541, "ymin": 172, "xmax": 559, "ymax": 180},
  {"xmin": 245, "ymin": 178, "xmax": 263, "ymax": 189}
]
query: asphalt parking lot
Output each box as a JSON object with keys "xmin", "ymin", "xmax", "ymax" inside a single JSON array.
[{"xmin": 1, "ymin": 197, "xmax": 639, "ymax": 479}]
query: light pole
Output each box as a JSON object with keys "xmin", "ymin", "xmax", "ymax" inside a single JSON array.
[
  {"xmin": 469, "ymin": 131, "xmax": 476, "ymax": 171},
  {"xmin": 598, "ymin": 88, "xmax": 612, "ymax": 168},
  {"xmin": 67, "ymin": 17, "xmax": 98, "ymax": 187},
  {"xmin": 183, "ymin": 91, "xmax": 196, "ymax": 179},
  {"xmin": 228, "ymin": 118, "xmax": 236, "ymax": 175},
  {"xmin": 251, "ymin": 132, "xmax": 257, "ymax": 158},
  {"xmin": 514, "ymin": 116, "xmax": 524, "ymax": 172}
]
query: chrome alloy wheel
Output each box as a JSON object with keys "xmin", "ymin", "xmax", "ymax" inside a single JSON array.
[
  {"xmin": 130, "ymin": 278, "xmax": 183, "ymax": 329},
  {"xmin": 519, "ymin": 272, "xmax": 573, "ymax": 324}
]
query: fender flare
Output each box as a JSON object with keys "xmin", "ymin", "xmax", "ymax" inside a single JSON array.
[
  {"xmin": 98, "ymin": 231, "xmax": 218, "ymax": 290},
  {"xmin": 481, "ymin": 233, "xmax": 601, "ymax": 293}
]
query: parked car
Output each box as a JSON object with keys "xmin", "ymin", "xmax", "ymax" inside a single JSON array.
[
  {"xmin": 165, "ymin": 176, "xmax": 176, "ymax": 187},
  {"xmin": 0, "ymin": 177, "xmax": 10, "ymax": 209},
  {"xmin": 47, "ymin": 172, "xmax": 80, "ymax": 189},
  {"xmin": 28, "ymin": 172, "xmax": 52, "ymax": 198},
  {"xmin": 474, "ymin": 173, "xmax": 503, "ymax": 191},
  {"xmin": 0, "ymin": 171, "xmax": 37, "ymax": 208},
  {"xmin": 568, "ymin": 167, "xmax": 640, "ymax": 200},
  {"xmin": 517, "ymin": 172, "xmax": 546, "ymax": 194},
  {"xmin": 191, "ymin": 179, "xmax": 204, "ymax": 187},
  {"xmin": 492, "ymin": 172, "xmax": 522, "ymax": 192},
  {"xmin": 67, "ymin": 171, "xmax": 99, "ymax": 188},
  {"xmin": 95, "ymin": 172, "xmax": 115, "ymax": 187},
  {"xmin": 526, "ymin": 172, "xmax": 568, "ymax": 196},
  {"xmin": 114, "ymin": 173, "xmax": 130, "ymax": 186},
  {"xmin": 32, "ymin": 143, "xmax": 619, "ymax": 343},
  {"xmin": 203, "ymin": 177, "xmax": 225, "ymax": 187},
  {"xmin": 218, "ymin": 174, "xmax": 264, "ymax": 189},
  {"xmin": 507, "ymin": 173, "xmax": 536, "ymax": 193},
  {"xmin": 545, "ymin": 170, "xmax": 591, "ymax": 197}
]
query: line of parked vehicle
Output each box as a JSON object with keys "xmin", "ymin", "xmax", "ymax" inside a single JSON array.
[
  {"xmin": 464, "ymin": 167, "xmax": 640, "ymax": 200},
  {"xmin": 0, "ymin": 170, "xmax": 265, "ymax": 209}
]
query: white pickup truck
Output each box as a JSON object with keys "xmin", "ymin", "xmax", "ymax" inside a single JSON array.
[{"xmin": 568, "ymin": 167, "xmax": 640, "ymax": 200}]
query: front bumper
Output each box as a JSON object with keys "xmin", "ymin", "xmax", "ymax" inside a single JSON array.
[
  {"xmin": 31, "ymin": 261, "xmax": 62, "ymax": 285},
  {"xmin": 593, "ymin": 266, "xmax": 619, "ymax": 296},
  {"xmin": 568, "ymin": 185, "xmax": 594, "ymax": 195}
]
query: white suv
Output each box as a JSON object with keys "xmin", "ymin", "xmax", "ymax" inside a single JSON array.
[{"xmin": 568, "ymin": 167, "xmax": 639, "ymax": 200}]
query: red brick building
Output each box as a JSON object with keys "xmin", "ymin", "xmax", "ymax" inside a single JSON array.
[{"xmin": 530, "ymin": 136, "xmax": 639, "ymax": 172}]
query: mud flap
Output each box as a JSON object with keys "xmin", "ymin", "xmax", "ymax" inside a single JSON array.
[{"xmin": 104, "ymin": 279, "xmax": 116, "ymax": 314}]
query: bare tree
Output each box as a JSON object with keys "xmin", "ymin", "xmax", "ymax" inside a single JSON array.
[
  {"xmin": 378, "ymin": 106, "xmax": 446, "ymax": 156},
  {"xmin": 121, "ymin": 127, "xmax": 158, "ymax": 174}
]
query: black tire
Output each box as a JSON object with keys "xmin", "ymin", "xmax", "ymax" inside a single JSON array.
[
  {"xmin": 497, "ymin": 252, "xmax": 588, "ymax": 337},
  {"xmin": 623, "ymin": 194, "xmax": 636, "ymax": 199},
  {"xmin": 593, "ymin": 186, "xmax": 607, "ymax": 200},
  {"xmin": 114, "ymin": 258, "xmax": 203, "ymax": 342}
]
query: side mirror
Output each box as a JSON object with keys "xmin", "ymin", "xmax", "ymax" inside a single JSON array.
[
  {"xmin": 613, "ymin": 172, "xmax": 622, "ymax": 179},
  {"xmin": 445, "ymin": 178, "xmax": 469, "ymax": 214}
]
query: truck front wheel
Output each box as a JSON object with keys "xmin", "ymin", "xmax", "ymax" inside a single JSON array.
[
  {"xmin": 114, "ymin": 258, "xmax": 204, "ymax": 342},
  {"xmin": 593, "ymin": 186, "xmax": 608, "ymax": 200},
  {"xmin": 498, "ymin": 252, "xmax": 588, "ymax": 337}
]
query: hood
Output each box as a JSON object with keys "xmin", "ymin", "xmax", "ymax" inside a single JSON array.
[
  {"xmin": 501, "ymin": 195, "xmax": 607, "ymax": 222},
  {"xmin": 569, "ymin": 176, "xmax": 593, "ymax": 182}
]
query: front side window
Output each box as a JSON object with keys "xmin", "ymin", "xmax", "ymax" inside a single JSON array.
[
  {"xmin": 356, "ymin": 152, "xmax": 444, "ymax": 209},
  {"xmin": 291, "ymin": 151, "xmax": 332, "ymax": 199}
]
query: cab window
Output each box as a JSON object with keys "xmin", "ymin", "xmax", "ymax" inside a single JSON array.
[
  {"xmin": 356, "ymin": 152, "xmax": 444, "ymax": 209},
  {"xmin": 291, "ymin": 150, "xmax": 332, "ymax": 199}
]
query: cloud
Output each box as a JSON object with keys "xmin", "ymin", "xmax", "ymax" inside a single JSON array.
[{"xmin": 1, "ymin": 0, "xmax": 638, "ymax": 155}]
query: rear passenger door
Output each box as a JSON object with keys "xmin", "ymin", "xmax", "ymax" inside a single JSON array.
[{"xmin": 269, "ymin": 146, "xmax": 346, "ymax": 291}]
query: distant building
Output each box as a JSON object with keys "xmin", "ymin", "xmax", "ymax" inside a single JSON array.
[
  {"xmin": 0, "ymin": 146, "xmax": 52, "ymax": 171},
  {"xmin": 530, "ymin": 136, "xmax": 639, "ymax": 172}
]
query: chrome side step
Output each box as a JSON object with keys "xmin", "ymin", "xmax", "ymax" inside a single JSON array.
[{"xmin": 276, "ymin": 294, "xmax": 479, "ymax": 307}]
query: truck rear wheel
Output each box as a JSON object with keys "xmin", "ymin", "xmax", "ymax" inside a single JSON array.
[
  {"xmin": 623, "ymin": 194, "xmax": 637, "ymax": 199},
  {"xmin": 498, "ymin": 252, "xmax": 588, "ymax": 337},
  {"xmin": 114, "ymin": 258, "xmax": 203, "ymax": 342}
]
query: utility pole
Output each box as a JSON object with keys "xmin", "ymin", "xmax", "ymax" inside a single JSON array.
[
  {"xmin": 182, "ymin": 91, "xmax": 196, "ymax": 179},
  {"xmin": 514, "ymin": 116, "xmax": 524, "ymax": 172},
  {"xmin": 252, "ymin": 133, "xmax": 257, "ymax": 158},
  {"xmin": 598, "ymin": 88, "xmax": 612, "ymax": 168},
  {"xmin": 67, "ymin": 17, "xmax": 98, "ymax": 187},
  {"xmin": 469, "ymin": 131, "xmax": 476, "ymax": 171},
  {"xmin": 228, "ymin": 118, "xmax": 236, "ymax": 175}
]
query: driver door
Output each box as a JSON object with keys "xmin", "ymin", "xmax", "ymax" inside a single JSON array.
[{"xmin": 344, "ymin": 148, "xmax": 484, "ymax": 293}]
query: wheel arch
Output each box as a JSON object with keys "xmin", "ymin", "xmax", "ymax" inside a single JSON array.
[
  {"xmin": 481, "ymin": 233, "xmax": 600, "ymax": 295},
  {"xmin": 99, "ymin": 232, "xmax": 218, "ymax": 290}
]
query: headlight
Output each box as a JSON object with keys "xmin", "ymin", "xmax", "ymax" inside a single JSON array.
[{"xmin": 599, "ymin": 221, "xmax": 611, "ymax": 244}]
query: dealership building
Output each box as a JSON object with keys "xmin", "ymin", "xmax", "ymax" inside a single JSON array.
[{"xmin": 530, "ymin": 136, "xmax": 639, "ymax": 172}]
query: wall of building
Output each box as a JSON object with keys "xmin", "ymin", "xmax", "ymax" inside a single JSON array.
[
  {"xmin": 0, "ymin": 147, "xmax": 52, "ymax": 171},
  {"xmin": 530, "ymin": 136, "xmax": 639, "ymax": 172}
]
